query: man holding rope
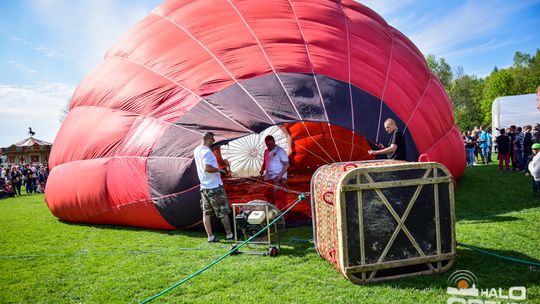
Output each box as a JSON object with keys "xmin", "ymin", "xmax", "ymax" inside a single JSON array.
[
  {"xmin": 260, "ymin": 135, "xmax": 290, "ymax": 210},
  {"xmin": 368, "ymin": 118, "xmax": 407, "ymax": 161},
  {"xmin": 194, "ymin": 132, "xmax": 234, "ymax": 243}
]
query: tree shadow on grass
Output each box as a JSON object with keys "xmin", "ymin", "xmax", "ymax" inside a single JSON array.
[
  {"xmin": 456, "ymin": 215, "xmax": 521, "ymax": 224},
  {"xmin": 455, "ymin": 164, "xmax": 540, "ymax": 220},
  {"xmin": 58, "ymin": 219, "xmax": 207, "ymax": 238},
  {"xmin": 377, "ymin": 246, "xmax": 540, "ymax": 291}
]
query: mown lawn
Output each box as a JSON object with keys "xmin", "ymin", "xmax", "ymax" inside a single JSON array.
[{"xmin": 1, "ymin": 163, "xmax": 539, "ymax": 304}]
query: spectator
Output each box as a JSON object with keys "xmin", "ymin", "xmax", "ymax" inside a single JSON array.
[
  {"xmin": 508, "ymin": 126, "xmax": 518, "ymax": 171},
  {"xmin": 479, "ymin": 126, "xmax": 491, "ymax": 164},
  {"xmin": 471, "ymin": 130, "xmax": 480, "ymax": 165},
  {"xmin": 532, "ymin": 123, "xmax": 540, "ymax": 144},
  {"xmin": 23, "ymin": 164, "xmax": 33, "ymax": 194},
  {"xmin": 487, "ymin": 129, "xmax": 493, "ymax": 163},
  {"xmin": 523, "ymin": 125, "xmax": 533, "ymax": 172},
  {"xmin": 496, "ymin": 129, "xmax": 511, "ymax": 172},
  {"xmin": 516, "ymin": 127, "xmax": 524, "ymax": 171},
  {"xmin": 31, "ymin": 164, "xmax": 38, "ymax": 192},
  {"xmin": 1, "ymin": 181, "xmax": 15, "ymax": 199},
  {"xmin": 464, "ymin": 131, "xmax": 475, "ymax": 167},
  {"xmin": 525, "ymin": 143, "xmax": 540, "ymax": 196},
  {"xmin": 10, "ymin": 166, "xmax": 22, "ymax": 196}
]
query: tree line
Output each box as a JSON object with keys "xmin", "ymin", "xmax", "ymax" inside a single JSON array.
[{"xmin": 426, "ymin": 49, "xmax": 540, "ymax": 131}]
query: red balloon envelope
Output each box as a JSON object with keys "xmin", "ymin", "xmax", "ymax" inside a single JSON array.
[{"xmin": 45, "ymin": 0, "xmax": 465, "ymax": 229}]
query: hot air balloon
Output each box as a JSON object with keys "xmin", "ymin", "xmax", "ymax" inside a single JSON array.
[{"xmin": 45, "ymin": 0, "xmax": 465, "ymax": 229}]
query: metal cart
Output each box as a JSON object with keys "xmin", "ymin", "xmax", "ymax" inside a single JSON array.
[{"xmin": 230, "ymin": 200, "xmax": 283, "ymax": 257}]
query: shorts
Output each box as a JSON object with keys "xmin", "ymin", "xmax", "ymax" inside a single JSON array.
[{"xmin": 200, "ymin": 186, "xmax": 231, "ymax": 218}]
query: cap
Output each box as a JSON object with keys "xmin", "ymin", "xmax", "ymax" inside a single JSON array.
[
  {"xmin": 202, "ymin": 132, "xmax": 215, "ymax": 140},
  {"xmin": 532, "ymin": 143, "xmax": 540, "ymax": 149}
]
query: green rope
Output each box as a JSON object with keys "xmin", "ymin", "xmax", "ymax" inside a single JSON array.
[
  {"xmin": 139, "ymin": 193, "xmax": 309, "ymax": 304},
  {"xmin": 458, "ymin": 242, "xmax": 540, "ymax": 267}
]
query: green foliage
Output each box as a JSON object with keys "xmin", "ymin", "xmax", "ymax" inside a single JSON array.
[
  {"xmin": 1, "ymin": 167, "xmax": 539, "ymax": 303},
  {"xmin": 426, "ymin": 54, "xmax": 453, "ymax": 90},
  {"xmin": 426, "ymin": 49, "xmax": 540, "ymax": 131},
  {"xmin": 482, "ymin": 69, "xmax": 516, "ymax": 125},
  {"xmin": 449, "ymin": 75, "xmax": 484, "ymax": 130}
]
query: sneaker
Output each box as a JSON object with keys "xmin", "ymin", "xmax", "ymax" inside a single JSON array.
[
  {"xmin": 208, "ymin": 235, "xmax": 219, "ymax": 243},
  {"xmin": 226, "ymin": 233, "xmax": 234, "ymax": 241}
]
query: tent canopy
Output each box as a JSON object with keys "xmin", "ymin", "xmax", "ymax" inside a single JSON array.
[{"xmin": 492, "ymin": 94, "xmax": 540, "ymax": 134}]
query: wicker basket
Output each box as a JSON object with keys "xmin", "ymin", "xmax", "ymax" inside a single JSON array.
[{"xmin": 311, "ymin": 160, "xmax": 456, "ymax": 283}]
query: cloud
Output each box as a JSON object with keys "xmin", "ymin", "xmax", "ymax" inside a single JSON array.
[
  {"xmin": 3, "ymin": 60, "xmax": 38, "ymax": 74},
  {"xmin": 8, "ymin": 35, "xmax": 70, "ymax": 60},
  {"xmin": 0, "ymin": 82, "xmax": 75, "ymax": 145},
  {"xmin": 359, "ymin": 0, "xmax": 420, "ymax": 18},
  {"xmin": 440, "ymin": 37, "xmax": 535, "ymax": 59},
  {"xmin": 407, "ymin": 0, "xmax": 538, "ymax": 56},
  {"xmin": 34, "ymin": 46, "xmax": 68, "ymax": 59},
  {"xmin": 30, "ymin": 0, "xmax": 159, "ymax": 74}
]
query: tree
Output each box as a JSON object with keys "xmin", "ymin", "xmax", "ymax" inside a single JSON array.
[
  {"xmin": 511, "ymin": 49, "xmax": 540, "ymax": 94},
  {"xmin": 426, "ymin": 54, "xmax": 453, "ymax": 91},
  {"xmin": 59, "ymin": 99, "xmax": 70, "ymax": 123},
  {"xmin": 449, "ymin": 74, "xmax": 484, "ymax": 131},
  {"xmin": 482, "ymin": 69, "xmax": 515, "ymax": 125}
]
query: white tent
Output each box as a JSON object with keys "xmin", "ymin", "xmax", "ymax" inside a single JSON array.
[{"xmin": 492, "ymin": 93, "xmax": 540, "ymax": 134}]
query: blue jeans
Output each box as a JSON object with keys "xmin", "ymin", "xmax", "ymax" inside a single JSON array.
[
  {"xmin": 516, "ymin": 149, "xmax": 524, "ymax": 170},
  {"xmin": 481, "ymin": 146, "xmax": 490, "ymax": 161},
  {"xmin": 466, "ymin": 147, "xmax": 475, "ymax": 166}
]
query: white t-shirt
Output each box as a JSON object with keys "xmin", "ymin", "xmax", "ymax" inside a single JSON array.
[
  {"xmin": 194, "ymin": 145, "xmax": 223, "ymax": 189},
  {"xmin": 529, "ymin": 152, "xmax": 540, "ymax": 181},
  {"xmin": 263, "ymin": 145, "xmax": 289, "ymax": 180}
]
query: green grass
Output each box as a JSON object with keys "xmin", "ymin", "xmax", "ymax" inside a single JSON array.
[{"xmin": 1, "ymin": 164, "xmax": 539, "ymax": 304}]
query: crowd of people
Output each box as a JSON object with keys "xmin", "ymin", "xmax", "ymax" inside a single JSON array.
[
  {"xmin": 0, "ymin": 163, "xmax": 49, "ymax": 199},
  {"xmin": 462, "ymin": 123, "xmax": 540, "ymax": 195}
]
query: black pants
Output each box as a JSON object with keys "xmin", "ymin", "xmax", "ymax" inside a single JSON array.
[{"xmin": 14, "ymin": 182, "xmax": 21, "ymax": 196}]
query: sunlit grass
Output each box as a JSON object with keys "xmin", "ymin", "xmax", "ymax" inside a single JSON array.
[{"xmin": 1, "ymin": 163, "xmax": 539, "ymax": 303}]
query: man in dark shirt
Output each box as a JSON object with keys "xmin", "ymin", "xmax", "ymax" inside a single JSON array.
[
  {"xmin": 508, "ymin": 125, "xmax": 518, "ymax": 171},
  {"xmin": 368, "ymin": 118, "xmax": 407, "ymax": 160},
  {"xmin": 496, "ymin": 128, "xmax": 511, "ymax": 172}
]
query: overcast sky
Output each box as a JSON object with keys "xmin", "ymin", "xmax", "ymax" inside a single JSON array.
[{"xmin": 1, "ymin": 0, "xmax": 539, "ymax": 147}]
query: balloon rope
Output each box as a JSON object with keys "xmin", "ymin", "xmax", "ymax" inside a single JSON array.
[{"xmin": 139, "ymin": 193, "xmax": 309, "ymax": 304}]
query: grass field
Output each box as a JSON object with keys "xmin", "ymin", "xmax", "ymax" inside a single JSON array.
[{"xmin": 1, "ymin": 163, "xmax": 539, "ymax": 303}]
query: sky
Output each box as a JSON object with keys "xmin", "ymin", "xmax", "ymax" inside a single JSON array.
[{"xmin": 0, "ymin": 0, "xmax": 539, "ymax": 147}]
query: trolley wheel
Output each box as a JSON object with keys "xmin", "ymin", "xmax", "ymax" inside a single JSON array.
[
  {"xmin": 230, "ymin": 244, "xmax": 239, "ymax": 255},
  {"xmin": 268, "ymin": 246, "xmax": 279, "ymax": 257}
]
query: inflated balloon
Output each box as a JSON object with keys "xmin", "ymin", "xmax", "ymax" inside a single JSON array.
[{"xmin": 45, "ymin": 0, "xmax": 465, "ymax": 229}]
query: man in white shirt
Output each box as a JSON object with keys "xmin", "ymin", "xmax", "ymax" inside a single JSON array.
[
  {"xmin": 526, "ymin": 143, "xmax": 540, "ymax": 195},
  {"xmin": 259, "ymin": 135, "xmax": 289, "ymax": 210},
  {"xmin": 194, "ymin": 132, "xmax": 233, "ymax": 242}
]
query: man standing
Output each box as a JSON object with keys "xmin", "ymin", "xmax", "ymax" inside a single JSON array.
[
  {"xmin": 260, "ymin": 135, "xmax": 289, "ymax": 210},
  {"xmin": 368, "ymin": 118, "xmax": 407, "ymax": 160},
  {"xmin": 193, "ymin": 132, "xmax": 233, "ymax": 242},
  {"xmin": 478, "ymin": 126, "xmax": 492, "ymax": 164},
  {"xmin": 525, "ymin": 143, "xmax": 540, "ymax": 195},
  {"xmin": 508, "ymin": 126, "xmax": 518, "ymax": 171},
  {"xmin": 515, "ymin": 127, "xmax": 524, "ymax": 170}
]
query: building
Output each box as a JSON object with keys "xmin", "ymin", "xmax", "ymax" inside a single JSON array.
[{"xmin": 0, "ymin": 136, "xmax": 52, "ymax": 165}]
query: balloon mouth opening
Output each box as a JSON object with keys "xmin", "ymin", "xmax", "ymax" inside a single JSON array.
[{"xmin": 213, "ymin": 121, "xmax": 376, "ymax": 223}]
